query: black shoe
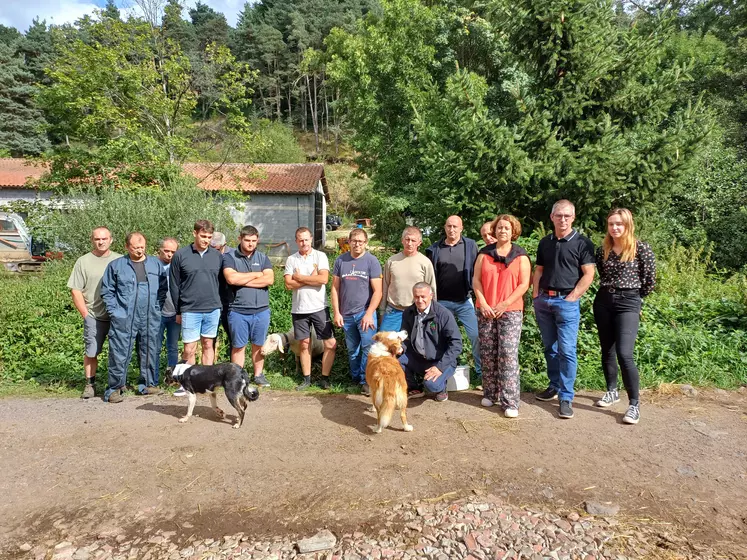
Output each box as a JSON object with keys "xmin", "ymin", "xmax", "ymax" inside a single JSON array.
[
  {"xmin": 319, "ymin": 377, "xmax": 331, "ymax": 390},
  {"xmin": 360, "ymin": 382, "xmax": 371, "ymax": 396},
  {"xmin": 558, "ymin": 400, "xmax": 574, "ymax": 419},
  {"xmin": 536, "ymin": 387, "xmax": 559, "ymax": 401},
  {"xmin": 253, "ymin": 374, "xmax": 271, "ymax": 387},
  {"xmin": 295, "ymin": 377, "xmax": 311, "ymax": 391}
]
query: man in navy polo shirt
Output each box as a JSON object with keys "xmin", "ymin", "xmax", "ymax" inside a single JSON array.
[
  {"xmin": 222, "ymin": 225, "xmax": 275, "ymax": 386},
  {"xmin": 532, "ymin": 200, "xmax": 596, "ymax": 419},
  {"xmin": 331, "ymin": 227, "xmax": 383, "ymax": 396}
]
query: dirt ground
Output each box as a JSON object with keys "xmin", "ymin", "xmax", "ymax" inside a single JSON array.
[{"xmin": 1, "ymin": 387, "xmax": 746, "ymax": 556}]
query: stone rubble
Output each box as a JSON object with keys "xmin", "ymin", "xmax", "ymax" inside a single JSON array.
[{"xmin": 17, "ymin": 496, "xmax": 734, "ymax": 560}]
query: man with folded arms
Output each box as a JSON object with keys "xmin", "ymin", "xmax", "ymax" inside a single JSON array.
[{"xmin": 223, "ymin": 225, "xmax": 275, "ymax": 387}]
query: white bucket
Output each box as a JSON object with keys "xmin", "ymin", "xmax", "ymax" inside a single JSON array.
[{"xmin": 447, "ymin": 365, "xmax": 470, "ymax": 392}]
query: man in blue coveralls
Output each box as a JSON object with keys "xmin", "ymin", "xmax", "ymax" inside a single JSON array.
[{"xmin": 101, "ymin": 232, "xmax": 168, "ymax": 403}]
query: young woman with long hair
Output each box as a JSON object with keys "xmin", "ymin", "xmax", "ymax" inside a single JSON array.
[{"xmin": 593, "ymin": 208, "xmax": 656, "ymax": 424}]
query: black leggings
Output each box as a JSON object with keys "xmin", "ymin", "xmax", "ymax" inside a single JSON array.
[{"xmin": 593, "ymin": 289, "xmax": 641, "ymax": 404}]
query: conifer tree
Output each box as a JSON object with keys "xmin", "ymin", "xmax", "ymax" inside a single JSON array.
[{"xmin": 0, "ymin": 41, "xmax": 49, "ymax": 156}]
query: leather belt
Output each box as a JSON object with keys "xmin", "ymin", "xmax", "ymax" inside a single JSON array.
[
  {"xmin": 602, "ymin": 287, "xmax": 639, "ymax": 294},
  {"xmin": 541, "ymin": 288, "xmax": 572, "ymax": 297}
]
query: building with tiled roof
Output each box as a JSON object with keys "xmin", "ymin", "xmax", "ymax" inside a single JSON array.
[{"xmin": 0, "ymin": 159, "xmax": 330, "ymax": 250}]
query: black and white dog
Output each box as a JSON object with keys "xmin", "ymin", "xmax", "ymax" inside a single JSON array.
[{"xmin": 170, "ymin": 362, "xmax": 259, "ymax": 429}]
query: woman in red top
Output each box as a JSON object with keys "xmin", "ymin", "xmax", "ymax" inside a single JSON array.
[{"xmin": 473, "ymin": 215, "xmax": 531, "ymax": 417}]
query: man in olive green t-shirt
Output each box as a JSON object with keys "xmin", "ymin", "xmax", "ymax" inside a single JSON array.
[{"xmin": 67, "ymin": 227, "xmax": 121, "ymax": 399}]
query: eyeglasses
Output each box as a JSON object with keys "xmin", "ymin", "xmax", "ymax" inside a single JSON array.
[
  {"xmin": 349, "ymin": 240, "xmax": 366, "ymax": 245},
  {"xmin": 553, "ymin": 214, "xmax": 574, "ymax": 220}
]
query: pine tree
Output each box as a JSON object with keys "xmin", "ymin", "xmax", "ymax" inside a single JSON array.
[{"xmin": 0, "ymin": 41, "xmax": 49, "ymax": 156}]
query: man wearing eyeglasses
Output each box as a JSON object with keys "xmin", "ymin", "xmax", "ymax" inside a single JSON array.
[
  {"xmin": 532, "ymin": 200, "xmax": 595, "ymax": 419},
  {"xmin": 331, "ymin": 228, "xmax": 383, "ymax": 396}
]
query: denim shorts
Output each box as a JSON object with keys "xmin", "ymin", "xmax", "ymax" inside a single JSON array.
[
  {"xmin": 181, "ymin": 309, "xmax": 221, "ymax": 343},
  {"xmin": 228, "ymin": 308, "xmax": 271, "ymax": 348}
]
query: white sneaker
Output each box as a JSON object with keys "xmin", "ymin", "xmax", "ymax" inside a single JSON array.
[
  {"xmin": 504, "ymin": 408, "xmax": 519, "ymax": 418},
  {"xmin": 481, "ymin": 398, "xmax": 494, "ymax": 407},
  {"xmin": 173, "ymin": 386, "xmax": 187, "ymax": 397}
]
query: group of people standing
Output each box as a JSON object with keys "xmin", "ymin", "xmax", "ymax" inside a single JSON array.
[
  {"xmin": 333, "ymin": 199, "xmax": 655, "ymax": 425},
  {"xmin": 68, "ymin": 221, "xmax": 276, "ymax": 403},
  {"xmin": 67, "ymin": 198, "xmax": 655, "ymax": 425}
]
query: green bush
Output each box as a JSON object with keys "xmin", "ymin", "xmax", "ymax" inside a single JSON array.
[
  {"xmin": 641, "ymin": 139, "xmax": 747, "ymax": 272},
  {"xmin": 26, "ymin": 175, "xmax": 240, "ymax": 256},
  {"xmin": 1, "ymin": 242, "xmax": 745, "ymax": 396}
]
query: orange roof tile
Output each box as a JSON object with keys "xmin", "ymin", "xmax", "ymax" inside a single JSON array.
[
  {"xmin": 0, "ymin": 158, "xmax": 49, "ymax": 187},
  {"xmin": 182, "ymin": 163, "xmax": 329, "ymax": 201},
  {"xmin": 0, "ymin": 160, "xmax": 329, "ymax": 202}
]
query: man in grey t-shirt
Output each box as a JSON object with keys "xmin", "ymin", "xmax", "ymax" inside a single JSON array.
[
  {"xmin": 67, "ymin": 226, "xmax": 121, "ymax": 399},
  {"xmin": 331, "ymin": 228, "xmax": 382, "ymax": 396}
]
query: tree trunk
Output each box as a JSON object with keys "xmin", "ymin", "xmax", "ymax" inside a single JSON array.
[
  {"xmin": 302, "ymin": 88, "xmax": 307, "ymax": 132},
  {"xmin": 287, "ymin": 85, "xmax": 293, "ymax": 126},
  {"xmin": 307, "ymin": 73, "xmax": 319, "ymax": 155},
  {"xmin": 333, "ymin": 88, "xmax": 340, "ymax": 157},
  {"xmin": 276, "ymin": 73, "xmax": 282, "ymax": 121}
]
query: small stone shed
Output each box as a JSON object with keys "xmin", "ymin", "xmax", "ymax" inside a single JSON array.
[{"xmin": 183, "ymin": 163, "xmax": 330, "ymax": 250}]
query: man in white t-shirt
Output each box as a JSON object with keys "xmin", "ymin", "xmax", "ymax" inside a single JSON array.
[{"xmin": 284, "ymin": 227, "xmax": 337, "ymax": 390}]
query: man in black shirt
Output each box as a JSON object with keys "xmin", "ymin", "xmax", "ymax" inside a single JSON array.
[
  {"xmin": 170, "ymin": 220, "xmax": 223, "ymax": 370},
  {"xmin": 532, "ymin": 200, "xmax": 595, "ymax": 419},
  {"xmin": 426, "ymin": 215, "xmax": 481, "ymax": 382}
]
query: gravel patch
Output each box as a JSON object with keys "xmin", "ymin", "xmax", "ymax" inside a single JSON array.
[{"xmin": 20, "ymin": 495, "xmax": 735, "ymax": 560}]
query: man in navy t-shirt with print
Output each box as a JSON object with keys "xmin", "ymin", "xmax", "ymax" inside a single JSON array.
[
  {"xmin": 222, "ymin": 225, "xmax": 275, "ymax": 387},
  {"xmin": 331, "ymin": 228, "xmax": 383, "ymax": 396}
]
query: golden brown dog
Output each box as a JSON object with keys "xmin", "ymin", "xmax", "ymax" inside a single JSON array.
[{"xmin": 365, "ymin": 331, "xmax": 413, "ymax": 433}]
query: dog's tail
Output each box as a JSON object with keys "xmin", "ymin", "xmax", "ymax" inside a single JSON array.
[{"xmin": 375, "ymin": 389, "xmax": 396, "ymax": 431}]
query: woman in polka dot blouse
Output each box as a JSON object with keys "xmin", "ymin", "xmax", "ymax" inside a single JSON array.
[{"xmin": 592, "ymin": 208, "xmax": 656, "ymax": 425}]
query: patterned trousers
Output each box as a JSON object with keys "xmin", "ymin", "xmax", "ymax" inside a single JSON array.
[{"xmin": 478, "ymin": 311, "xmax": 523, "ymax": 410}]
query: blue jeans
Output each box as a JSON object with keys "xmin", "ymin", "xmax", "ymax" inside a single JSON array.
[
  {"xmin": 380, "ymin": 307, "xmax": 403, "ymax": 332},
  {"xmin": 343, "ymin": 311, "xmax": 378, "ymax": 384},
  {"xmin": 439, "ymin": 298, "xmax": 482, "ymax": 377},
  {"xmin": 159, "ymin": 315, "xmax": 181, "ymax": 378},
  {"xmin": 533, "ymin": 294, "xmax": 581, "ymax": 401},
  {"xmin": 398, "ymin": 351, "xmax": 456, "ymax": 394}
]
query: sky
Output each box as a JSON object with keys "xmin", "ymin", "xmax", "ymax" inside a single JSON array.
[{"xmin": 0, "ymin": 0, "xmax": 246, "ymax": 33}]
